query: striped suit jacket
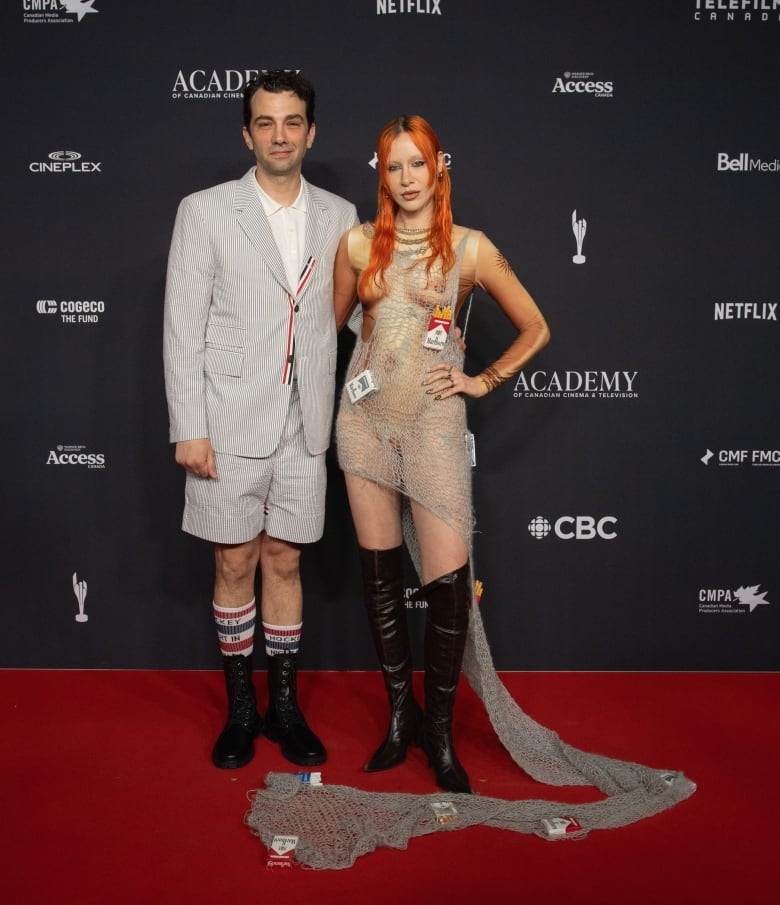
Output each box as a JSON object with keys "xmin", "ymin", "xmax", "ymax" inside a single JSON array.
[{"xmin": 163, "ymin": 168, "xmax": 359, "ymax": 457}]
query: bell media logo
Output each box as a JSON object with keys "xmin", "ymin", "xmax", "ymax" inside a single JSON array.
[
  {"xmin": 23, "ymin": 1, "xmax": 98, "ymax": 24},
  {"xmin": 30, "ymin": 151, "xmax": 102, "ymax": 174},
  {"xmin": 698, "ymin": 584, "xmax": 771, "ymax": 614},
  {"xmin": 717, "ymin": 152, "xmax": 780, "ymax": 173},
  {"xmin": 528, "ymin": 515, "xmax": 618, "ymax": 541}
]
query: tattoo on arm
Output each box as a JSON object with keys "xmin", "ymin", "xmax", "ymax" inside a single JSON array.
[{"xmin": 495, "ymin": 250, "xmax": 515, "ymax": 278}]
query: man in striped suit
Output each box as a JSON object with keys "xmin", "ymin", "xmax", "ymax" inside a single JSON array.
[{"xmin": 164, "ymin": 71, "xmax": 358, "ymax": 769}]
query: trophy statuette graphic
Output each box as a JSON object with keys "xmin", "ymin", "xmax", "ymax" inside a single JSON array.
[
  {"xmin": 572, "ymin": 209, "xmax": 587, "ymax": 264},
  {"xmin": 73, "ymin": 572, "xmax": 88, "ymax": 623}
]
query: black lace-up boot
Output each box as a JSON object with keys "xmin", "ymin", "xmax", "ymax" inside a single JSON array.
[
  {"xmin": 211, "ymin": 654, "xmax": 264, "ymax": 769},
  {"xmin": 420, "ymin": 563, "xmax": 472, "ymax": 794},
  {"xmin": 264, "ymin": 653, "xmax": 326, "ymax": 766},
  {"xmin": 359, "ymin": 545, "xmax": 423, "ymax": 772}
]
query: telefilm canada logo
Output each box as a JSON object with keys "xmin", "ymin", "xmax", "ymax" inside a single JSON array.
[
  {"xmin": 46, "ymin": 444, "xmax": 106, "ymax": 468},
  {"xmin": 552, "ymin": 72, "xmax": 613, "ymax": 98},
  {"xmin": 376, "ymin": 0, "xmax": 443, "ymax": 15},
  {"xmin": 171, "ymin": 69, "xmax": 300, "ymax": 100},
  {"xmin": 717, "ymin": 152, "xmax": 780, "ymax": 172},
  {"xmin": 36, "ymin": 298, "xmax": 105, "ymax": 324},
  {"xmin": 29, "ymin": 151, "xmax": 102, "ymax": 174},
  {"xmin": 698, "ymin": 584, "xmax": 771, "ymax": 614},
  {"xmin": 694, "ymin": 1, "xmax": 780, "ymax": 23},
  {"xmin": 700, "ymin": 448, "xmax": 780, "ymax": 466},
  {"xmin": 513, "ymin": 370, "xmax": 639, "ymax": 400},
  {"xmin": 22, "ymin": 0, "xmax": 98, "ymax": 24},
  {"xmin": 528, "ymin": 515, "xmax": 619, "ymax": 541}
]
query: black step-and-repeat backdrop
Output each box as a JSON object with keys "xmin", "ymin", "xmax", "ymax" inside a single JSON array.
[{"xmin": 4, "ymin": 1, "xmax": 778, "ymax": 670}]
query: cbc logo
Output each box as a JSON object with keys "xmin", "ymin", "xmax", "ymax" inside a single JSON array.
[{"xmin": 528, "ymin": 515, "xmax": 618, "ymax": 540}]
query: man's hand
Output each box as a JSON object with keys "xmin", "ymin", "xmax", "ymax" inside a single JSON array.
[{"xmin": 175, "ymin": 438, "xmax": 217, "ymax": 479}]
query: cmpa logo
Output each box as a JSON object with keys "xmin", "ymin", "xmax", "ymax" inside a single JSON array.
[
  {"xmin": 30, "ymin": 151, "xmax": 102, "ymax": 173},
  {"xmin": 698, "ymin": 584, "xmax": 771, "ymax": 615},
  {"xmin": 528, "ymin": 515, "xmax": 618, "ymax": 541},
  {"xmin": 23, "ymin": 1, "xmax": 98, "ymax": 24}
]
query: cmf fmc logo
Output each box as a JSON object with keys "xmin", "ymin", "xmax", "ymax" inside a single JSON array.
[{"xmin": 528, "ymin": 515, "xmax": 618, "ymax": 540}]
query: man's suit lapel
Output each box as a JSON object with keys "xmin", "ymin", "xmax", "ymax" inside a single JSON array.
[
  {"xmin": 234, "ymin": 169, "xmax": 291, "ymax": 293},
  {"xmin": 297, "ymin": 179, "xmax": 330, "ymax": 302}
]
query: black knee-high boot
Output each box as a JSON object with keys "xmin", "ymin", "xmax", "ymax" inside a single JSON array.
[
  {"xmin": 420, "ymin": 563, "xmax": 472, "ymax": 794},
  {"xmin": 359, "ymin": 545, "xmax": 423, "ymax": 772},
  {"xmin": 212, "ymin": 653, "xmax": 264, "ymax": 769}
]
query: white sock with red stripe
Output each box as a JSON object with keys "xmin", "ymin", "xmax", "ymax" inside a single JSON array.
[
  {"xmin": 263, "ymin": 621, "xmax": 302, "ymax": 657},
  {"xmin": 213, "ymin": 598, "xmax": 256, "ymax": 658}
]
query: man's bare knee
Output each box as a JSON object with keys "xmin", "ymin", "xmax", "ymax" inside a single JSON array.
[
  {"xmin": 215, "ymin": 540, "xmax": 260, "ymax": 585},
  {"xmin": 259, "ymin": 536, "xmax": 302, "ymax": 582}
]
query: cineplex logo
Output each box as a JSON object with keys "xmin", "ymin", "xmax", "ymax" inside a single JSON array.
[
  {"xmin": 701, "ymin": 448, "xmax": 780, "ymax": 466},
  {"xmin": 46, "ymin": 445, "xmax": 106, "ymax": 468},
  {"xmin": 513, "ymin": 370, "xmax": 639, "ymax": 399},
  {"xmin": 23, "ymin": 1, "xmax": 98, "ymax": 24},
  {"xmin": 717, "ymin": 152, "xmax": 780, "ymax": 173},
  {"xmin": 698, "ymin": 584, "xmax": 771, "ymax": 615},
  {"xmin": 528, "ymin": 516, "xmax": 618, "ymax": 541},
  {"xmin": 30, "ymin": 151, "xmax": 101, "ymax": 174},
  {"xmin": 36, "ymin": 299, "xmax": 105, "ymax": 323}
]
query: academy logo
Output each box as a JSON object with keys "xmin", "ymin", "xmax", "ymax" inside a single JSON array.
[
  {"xmin": 23, "ymin": 0, "xmax": 98, "ymax": 24},
  {"xmin": 513, "ymin": 370, "xmax": 639, "ymax": 400},
  {"xmin": 171, "ymin": 69, "xmax": 300, "ymax": 100},
  {"xmin": 698, "ymin": 584, "xmax": 771, "ymax": 614}
]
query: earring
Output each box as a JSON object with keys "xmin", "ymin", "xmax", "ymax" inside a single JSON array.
[
  {"xmin": 437, "ymin": 171, "xmax": 443, "ymax": 181},
  {"xmin": 384, "ymin": 190, "xmax": 391, "ymax": 198}
]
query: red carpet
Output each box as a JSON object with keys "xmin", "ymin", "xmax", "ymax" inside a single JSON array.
[{"xmin": 4, "ymin": 670, "xmax": 777, "ymax": 904}]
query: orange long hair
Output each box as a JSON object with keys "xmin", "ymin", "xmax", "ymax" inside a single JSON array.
[{"xmin": 359, "ymin": 115, "xmax": 454, "ymax": 298}]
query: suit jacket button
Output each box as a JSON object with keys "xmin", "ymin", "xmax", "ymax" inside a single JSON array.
[{"xmin": 294, "ymin": 304, "xmax": 300, "ymax": 312}]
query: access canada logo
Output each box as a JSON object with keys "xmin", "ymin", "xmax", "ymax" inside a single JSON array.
[
  {"xmin": 47, "ymin": 444, "xmax": 106, "ymax": 469},
  {"xmin": 694, "ymin": 1, "xmax": 780, "ymax": 23},
  {"xmin": 552, "ymin": 72, "xmax": 613, "ymax": 99},
  {"xmin": 30, "ymin": 151, "xmax": 102, "ymax": 174},
  {"xmin": 36, "ymin": 298, "xmax": 105, "ymax": 324},
  {"xmin": 513, "ymin": 370, "xmax": 639, "ymax": 400},
  {"xmin": 698, "ymin": 584, "xmax": 771, "ymax": 615},
  {"xmin": 23, "ymin": 0, "xmax": 98, "ymax": 24},
  {"xmin": 528, "ymin": 515, "xmax": 618, "ymax": 541}
]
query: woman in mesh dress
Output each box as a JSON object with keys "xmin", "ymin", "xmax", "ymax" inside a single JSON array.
[{"xmin": 333, "ymin": 115, "xmax": 549, "ymax": 793}]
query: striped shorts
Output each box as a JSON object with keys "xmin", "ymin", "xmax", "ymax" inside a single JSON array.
[{"xmin": 182, "ymin": 387, "xmax": 326, "ymax": 545}]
